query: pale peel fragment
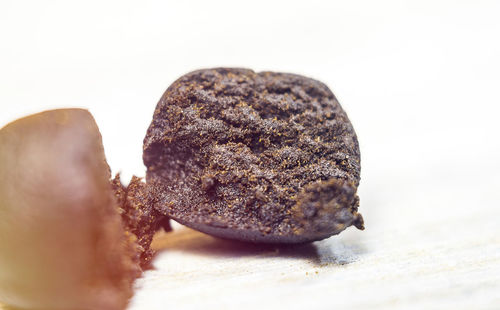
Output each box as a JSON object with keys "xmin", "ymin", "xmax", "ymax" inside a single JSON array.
[{"xmin": 0, "ymin": 109, "xmax": 139, "ymax": 310}]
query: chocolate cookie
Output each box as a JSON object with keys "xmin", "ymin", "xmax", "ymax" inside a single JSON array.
[{"xmin": 144, "ymin": 68, "xmax": 364, "ymax": 243}]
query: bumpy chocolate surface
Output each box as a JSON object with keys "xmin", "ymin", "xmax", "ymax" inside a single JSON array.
[{"xmin": 144, "ymin": 68, "xmax": 364, "ymax": 243}]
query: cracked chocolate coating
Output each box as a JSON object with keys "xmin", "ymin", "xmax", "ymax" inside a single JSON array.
[{"xmin": 144, "ymin": 68, "xmax": 363, "ymax": 243}]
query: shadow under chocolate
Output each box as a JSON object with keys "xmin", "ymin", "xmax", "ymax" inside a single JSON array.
[{"xmin": 151, "ymin": 226, "xmax": 322, "ymax": 263}]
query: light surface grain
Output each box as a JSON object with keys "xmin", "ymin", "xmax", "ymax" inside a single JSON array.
[{"xmin": 126, "ymin": 180, "xmax": 500, "ymax": 310}]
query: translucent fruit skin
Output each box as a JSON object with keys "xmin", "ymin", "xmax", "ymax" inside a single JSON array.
[{"xmin": 0, "ymin": 109, "xmax": 138, "ymax": 310}]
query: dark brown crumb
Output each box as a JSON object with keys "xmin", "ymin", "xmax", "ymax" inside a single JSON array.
[
  {"xmin": 111, "ymin": 175, "xmax": 170, "ymax": 269},
  {"xmin": 143, "ymin": 68, "xmax": 363, "ymax": 243}
]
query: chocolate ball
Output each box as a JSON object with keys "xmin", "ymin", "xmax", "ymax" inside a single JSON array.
[{"xmin": 143, "ymin": 68, "xmax": 364, "ymax": 243}]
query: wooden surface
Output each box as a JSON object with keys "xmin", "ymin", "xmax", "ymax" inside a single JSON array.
[{"xmin": 128, "ymin": 208, "xmax": 500, "ymax": 309}]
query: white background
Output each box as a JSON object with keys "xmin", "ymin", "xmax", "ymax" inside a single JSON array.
[{"xmin": 1, "ymin": 1, "xmax": 499, "ymax": 309}]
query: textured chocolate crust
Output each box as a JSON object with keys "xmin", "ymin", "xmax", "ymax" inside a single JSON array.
[
  {"xmin": 144, "ymin": 68, "xmax": 363, "ymax": 243},
  {"xmin": 112, "ymin": 175, "xmax": 171, "ymax": 268}
]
